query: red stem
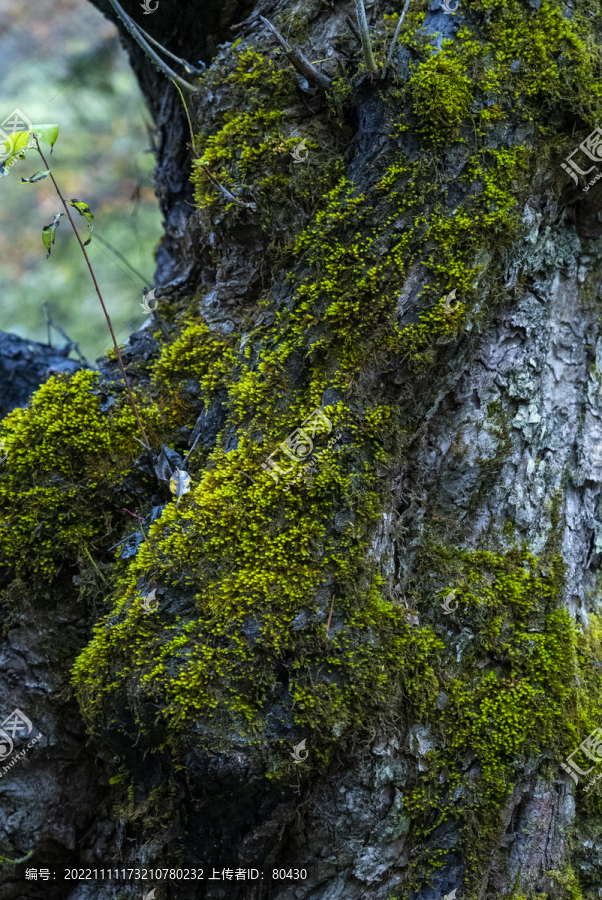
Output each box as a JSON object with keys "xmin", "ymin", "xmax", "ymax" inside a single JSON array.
[
  {"xmin": 34, "ymin": 137, "xmax": 151, "ymax": 451},
  {"xmin": 326, "ymin": 595, "xmax": 335, "ymax": 634}
]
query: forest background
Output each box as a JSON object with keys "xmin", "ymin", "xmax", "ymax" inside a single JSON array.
[{"xmin": 0, "ymin": 0, "xmax": 161, "ymax": 361}]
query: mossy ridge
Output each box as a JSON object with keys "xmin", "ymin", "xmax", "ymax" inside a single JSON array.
[
  {"xmin": 72, "ymin": 410, "xmax": 443, "ymax": 772},
  {"xmin": 0, "ymin": 370, "xmax": 160, "ymax": 581},
  {"xmin": 405, "ymin": 0, "xmax": 602, "ymax": 143},
  {"xmin": 153, "ymin": 319, "xmax": 239, "ymax": 401},
  {"xmin": 186, "ymin": 0, "xmax": 602, "ymax": 412},
  {"xmin": 191, "ymin": 46, "xmax": 346, "ymax": 234},
  {"xmin": 394, "ymin": 541, "xmax": 602, "ymax": 897}
]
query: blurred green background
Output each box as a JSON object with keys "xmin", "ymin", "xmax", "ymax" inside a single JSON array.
[{"xmin": 0, "ymin": 0, "xmax": 162, "ymax": 362}]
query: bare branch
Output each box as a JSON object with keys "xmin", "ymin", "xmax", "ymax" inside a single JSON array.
[
  {"xmin": 106, "ymin": 0, "xmax": 197, "ymax": 93},
  {"xmin": 354, "ymin": 0, "xmax": 378, "ymax": 74},
  {"xmin": 259, "ymin": 16, "xmax": 333, "ymax": 91},
  {"xmin": 133, "ymin": 21, "xmax": 205, "ymax": 76},
  {"xmin": 201, "ymin": 165, "xmax": 257, "ymax": 210},
  {"xmin": 384, "ymin": 0, "xmax": 412, "ymax": 75},
  {"xmin": 345, "ymin": 14, "xmax": 361, "ymax": 44}
]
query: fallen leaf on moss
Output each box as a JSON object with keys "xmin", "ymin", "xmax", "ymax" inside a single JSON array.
[{"xmin": 170, "ymin": 468, "xmax": 191, "ymax": 506}]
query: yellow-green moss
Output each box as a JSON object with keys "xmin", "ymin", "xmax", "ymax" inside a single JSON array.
[
  {"xmin": 409, "ymin": 49, "xmax": 473, "ymax": 144},
  {"xmin": 0, "ymin": 370, "xmax": 159, "ymax": 579},
  {"xmin": 395, "ymin": 543, "xmax": 602, "ymax": 897},
  {"xmin": 192, "ymin": 49, "xmax": 300, "ymax": 208},
  {"xmin": 72, "ymin": 398, "xmax": 442, "ymax": 769},
  {"xmin": 153, "ymin": 320, "xmax": 238, "ymax": 400}
]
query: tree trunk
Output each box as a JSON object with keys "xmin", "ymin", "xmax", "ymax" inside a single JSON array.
[{"xmin": 2, "ymin": 0, "xmax": 602, "ymax": 899}]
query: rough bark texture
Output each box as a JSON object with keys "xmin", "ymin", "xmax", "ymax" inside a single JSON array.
[
  {"xmin": 0, "ymin": 331, "xmax": 83, "ymax": 419},
  {"xmin": 2, "ymin": 0, "xmax": 602, "ymax": 899}
]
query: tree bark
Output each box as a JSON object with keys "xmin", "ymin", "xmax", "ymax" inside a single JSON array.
[{"xmin": 2, "ymin": 0, "xmax": 602, "ymax": 899}]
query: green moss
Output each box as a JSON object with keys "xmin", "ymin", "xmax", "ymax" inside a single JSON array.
[
  {"xmin": 191, "ymin": 49, "xmax": 296, "ymax": 210},
  {"xmin": 0, "ymin": 370, "xmax": 159, "ymax": 580},
  {"xmin": 191, "ymin": 43, "xmax": 346, "ymax": 247},
  {"xmin": 72, "ymin": 414, "xmax": 443, "ymax": 769},
  {"xmin": 153, "ymin": 319, "xmax": 238, "ymax": 400},
  {"xmin": 467, "ymin": 0, "xmax": 602, "ymax": 125},
  {"xmin": 505, "ymin": 865, "xmax": 584, "ymax": 900},
  {"xmin": 409, "ymin": 49, "xmax": 473, "ymax": 145},
  {"xmin": 396, "ymin": 543, "xmax": 602, "ymax": 897}
]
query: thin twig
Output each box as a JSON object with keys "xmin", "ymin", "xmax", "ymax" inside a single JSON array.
[
  {"xmin": 83, "ymin": 546, "xmax": 107, "ymax": 584},
  {"xmin": 326, "ymin": 595, "xmax": 335, "ymax": 634},
  {"xmin": 354, "ymin": 0, "xmax": 378, "ymax": 74},
  {"xmin": 133, "ymin": 21, "xmax": 205, "ymax": 75},
  {"xmin": 136, "ymin": 515, "xmax": 160, "ymax": 561},
  {"xmin": 106, "ymin": 0, "xmax": 197, "ymax": 93},
  {"xmin": 0, "ymin": 850, "xmax": 34, "ymax": 865},
  {"xmin": 34, "ymin": 137, "xmax": 151, "ymax": 450},
  {"xmin": 43, "ymin": 301, "xmax": 51, "ymax": 347},
  {"xmin": 384, "ymin": 0, "xmax": 412, "ymax": 74},
  {"xmin": 107, "ymin": 534, "xmax": 132, "ymax": 552},
  {"xmin": 122, "ymin": 509, "xmax": 155, "ymax": 556},
  {"xmin": 260, "ymin": 16, "xmax": 333, "ymax": 91},
  {"xmin": 172, "ymin": 80, "xmax": 198, "ymax": 156},
  {"xmin": 201, "ymin": 165, "xmax": 256, "ymax": 210},
  {"xmin": 182, "ymin": 431, "xmax": 202, "ymax": 470},
  {"xmin": 42, "ymin": 309, "xmax": 89, "ymax": 364},
  {"xmin": 123, "ymin": 508, "xmax": 146, "ymax": 521}
]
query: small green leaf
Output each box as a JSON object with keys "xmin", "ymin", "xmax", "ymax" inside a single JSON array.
[
  {"xmin": 42, "ymin": 212, "xmax": 63, "ymax": 258},
  {"xmin": 68, "ymin": 199, "xmax": 94, "ymax": 246},
  {"xmin": 31, "ymin": 124, "xmax": 59, "ymax": 150},
  {"xmin": 0, "ymin": 131, "xmax": 31, "ymax": 176},
  {"xmin": 19, "ymin": 170, "xmax": 50, "ymax": 184},
  {"xmin": 2, "ymin": 131, "xmax": 30, "ymax": 156}
]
